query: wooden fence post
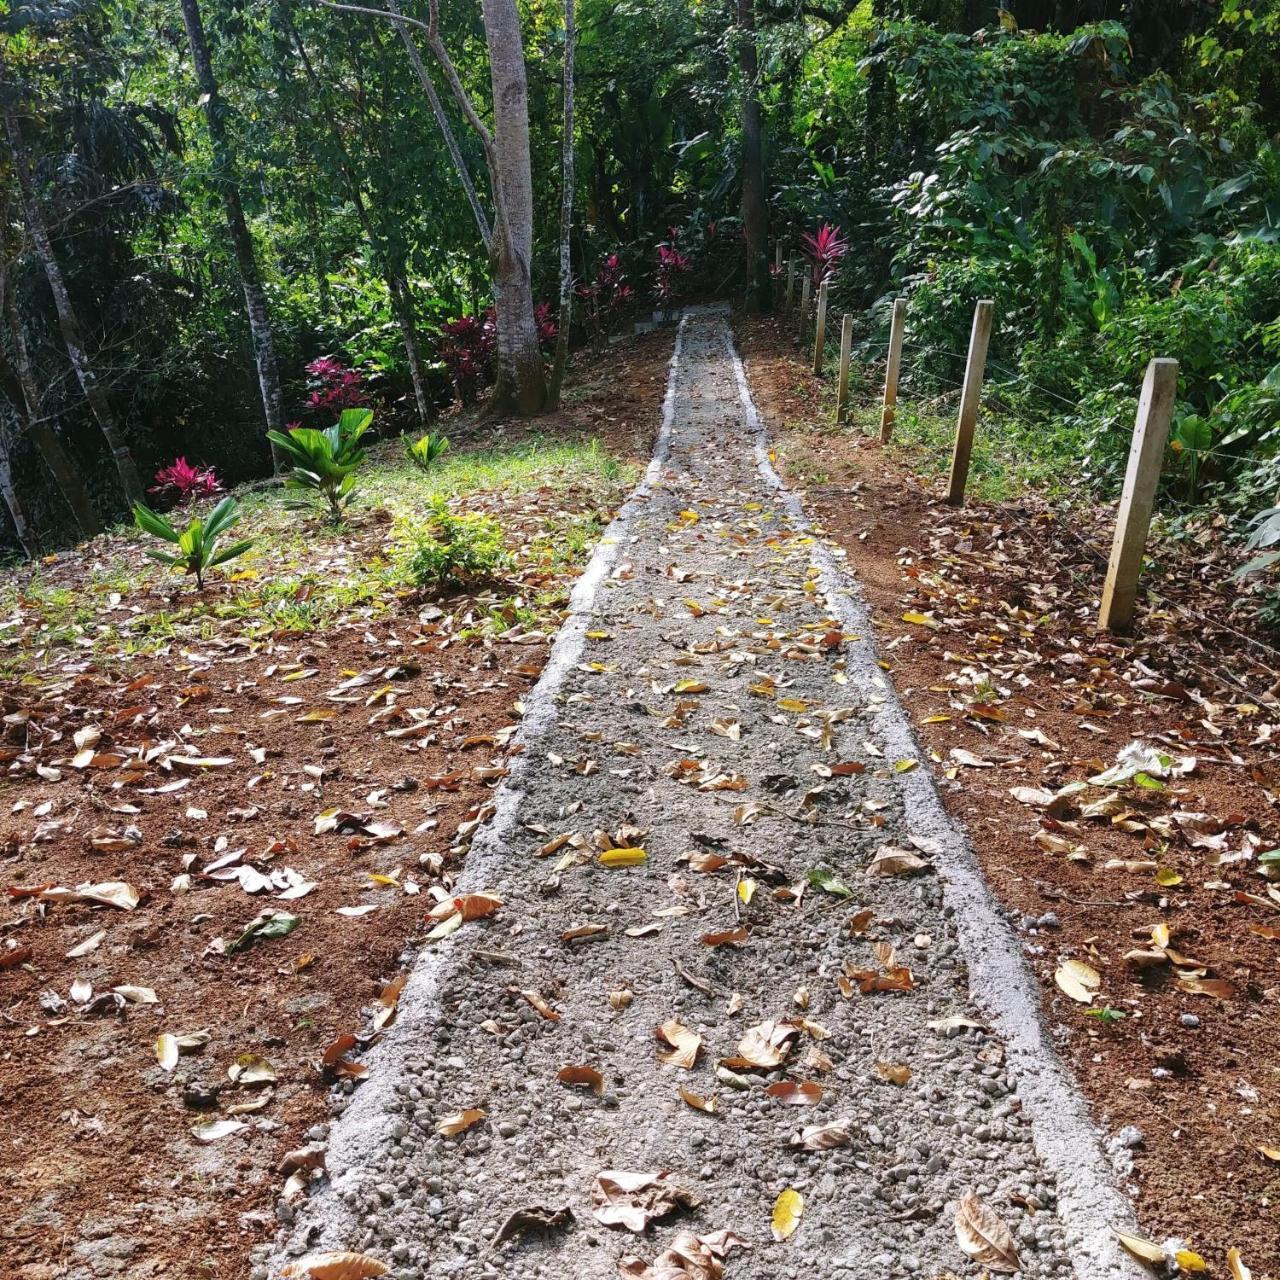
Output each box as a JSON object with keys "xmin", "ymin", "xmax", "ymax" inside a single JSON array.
[
  {"xmin": 1098, "ymin": 358, "xmax": 1179, "ymax": 633},
  {"xmin": 945, "ymin": 298, "xmax": 994, "ymax": 506},
  {"xmin": 879, "ymin": 297, "xmax": 907, "ymax": 444},
  {"xmin": 812, "ymin": 279, "xmax": 829, "ymax": 376},
  {"xmin": 798, "ymin": 274, "xmax": 811, "ymax": 343},
  {"xmin": 834, "ymin": 314, "xmax": 853, "ymax": 425},
  {"xmin": 784, "ymin": 257, "xmax": 797, "ymax": 312},
  {"xmin": 774, "ymin": 243, "xmax": 783, "ymax": 273}
]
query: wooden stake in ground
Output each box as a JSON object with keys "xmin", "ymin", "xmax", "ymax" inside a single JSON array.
[
  {"xmin": 774, "ymin": 243, "xmax": 783, "ymax": 272},
  {"xmin": 945, "ymin": 298, "xmax": 994, "ymax": 507},
  {"xmin": 812, "ymin": 278, "xmax": 829, "ymax": 376},
  {"xmin": 834, "ymin": 314, "xmax": 853, "ymax": 425},
  {"xmin": 784, "ymin": 258, "xmax": 797, "ymax": 312},
  {"xmin": 798, "ymin": 274, "xmax": 811, "ymax": 343},
  {"xmin": 879, "ymin": 297, "xmax": 906, "ymax": 444},
  {"xmin": 1098, "ymin": 358, "xmax": 1179, "ymax": 633}
]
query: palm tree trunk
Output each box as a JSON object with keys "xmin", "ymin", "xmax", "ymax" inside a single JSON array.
[
  {"xmin": 1, "ymin": 103, "xmax": 144, "ymax": 507},
  {"xmin": 179, "ymin": 0, "xmax": 285, "ymax": 469},
  {"xmin": 547, "ymin": 0, "xmax": 576, "ymax": 409}
]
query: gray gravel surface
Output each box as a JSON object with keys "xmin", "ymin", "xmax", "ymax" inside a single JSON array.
[{"xmin": 269, "ymin": 309, "xmax": 1140, "ymax": 1280}]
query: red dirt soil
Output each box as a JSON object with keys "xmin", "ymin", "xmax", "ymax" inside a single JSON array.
[
  {"xmin": 739, "ymin": 312, "xmax": 1280, "ymax": 1279},
  {"xmin": 0, "ymin": 331, "xmax": 672, "ymax": 1280}
]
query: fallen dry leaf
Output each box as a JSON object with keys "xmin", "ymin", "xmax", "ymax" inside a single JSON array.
[
  {"xmin": 771, "ymin": 1188, "xmax": 803, "ymax": 1241},
  {"xmin": 590, "ymin": 1170, "xmax": 697, "ymax": 1233},
  {"xmin": 557, "ymin": 1065, "xmax": 604, "ymax": 1096},
  {"xmin": 436, "ymin": 1108, "xmax": 486, "ymax": 1138},
  {"xmin": 1054, "ymin": 959, "xmax": 1100, "ymax": 1004},
  {"xmin": 954, "ymin": 1192, "xmax": 1020, "ymax": 1273},
  {"xmin": 283, "ymin": 1254, "xmax": 389, "ymax": 1280},
  {"xmin": 656, "ymin": 1020, "xmax": 702, "ymax": 1069},
  {"xmin": 764, "ymin": 1081, "xmax": 822, "ymax": 1105}
]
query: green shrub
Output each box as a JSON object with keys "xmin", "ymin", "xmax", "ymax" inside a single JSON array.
[
  {"xmin": 406, "ymin": 431, "xmax": 450, "ymax": 471},
  {"xmin": 399, "ymin": 496, "xmax": 510, "ymax": 587},
  {"xmin": 266, "ymin": 407, "xmax": 373, "ymax": 521},
  {"xmin": 133, "ymin": 496, "xmax": 253, "ymax": 590}
]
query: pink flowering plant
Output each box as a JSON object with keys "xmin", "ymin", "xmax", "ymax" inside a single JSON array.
[
  {"xmin": 655, "ymin": 242, "xmax": 691, "ymax": 306},
  {"xmin": 802, "ymin": 222, "xmax": 849, "ymax": 285},
  {"xmin": 149, "ymin": 456, "xmax": 222, "ymax": 508}
]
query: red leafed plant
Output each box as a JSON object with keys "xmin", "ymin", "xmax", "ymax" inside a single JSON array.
[
  {"xmin": 576, "ymin": 253, "xmax": 633, "ymax": 341},
  {"xmin": 439, "ymin": 311, "xmax": 497, "ymax": 405},
  {"xmin": 802, "ymin": 222, "xmax": 849, "ymax": 284},
  {"xmin": 304, "ymin": 356, "xmax": 369, "ymax": 417},
  {"xmin": 149, "ymin": 456, "xmax": 222, "ymax": 507},
  {"xmin": 655, "ymin": 243, "xmax": 691, "ymax": 305},
  {"xmin": 534, "ymin": 302, "xmax": 558, "ymax": 349}
]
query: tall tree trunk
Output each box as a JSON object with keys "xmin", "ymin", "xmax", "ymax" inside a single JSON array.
[
  {"xmin": 480, "ymin": 0, "xmax": 546, "ymax": 415},
  {"xmin": 388, "ymin": 272, "xmax": 433, "ymax": 423},
  {"xmin": 738, "ymin": 0, "xmax": 770, "ymax": 314},
  {"xmin": 325, "ymin": 0, "xmax": 547, "ymax": 415},
  {"xmin": 1, "ymin": 104, "xmax": 145, "ymax": 507},
  {"xmin": 547, "ymin": 0, "xmax": 576, "ymax": 408},
  {"xmin": 0, "ymin": 271, "xmax": 102, "ymax": 537},
  {"xmin": 0, "ymin": 420, "xmax": 35, "ymax": 556},
  {"xmin": 179, "ymin": 0, "xmax": 285, "ymax": 468}
]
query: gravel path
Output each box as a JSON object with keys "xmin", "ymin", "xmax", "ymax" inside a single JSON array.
[{"xmin": 269, "ymin": 310, "xmax": 1138, "ymax": 1280}]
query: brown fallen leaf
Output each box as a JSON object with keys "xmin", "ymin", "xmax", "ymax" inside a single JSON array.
[
  {"xmin": 562, "ymin": 923, "xmax": 609, "ymax": 943},
  {"xmin": 283, "ymin": 1255, "xmax": 389, "ymax": 1280},
  {"xmin": 656, "ymin": 1020, "xmax": 702, "ymax": 1069},
  {"xmin": 954, "ymin": 1192, "xmax": 1021, "ymax": 1273},
  {"xmin": 701, "ymin": 927, "xmax": 749, "ymax": 947},
  {"xmin": 724, "ymin": 1019, "xmax": 800, "ymax": 1070},
  {"xmin": 512, "ymin": 988, "xmax": 561, "ymax": 1021},
  {"xmin": 436, "ymin": 1108, "xmax": 486, "ymax": 1138},
  {"xmin": 1054, "ymin": 959, "xmax": 1100, "ymax": 1004},
  {"xmin": 493, "ymin": 1204, "xmax": 573, "ymax": 1244},
  {"xmin": 618, "ymin": 1228, "xmax": 747, "ymax": 1279},
  {"xmin": 557, "ymin": 1065, "xmax": 604, "ymax": 1096},
  {"xmin": 678, "ymin": 1085, "xmax": 718, "ymax": 1114},
  {"xmin": 790, "ymin": 1119, "xmax": 853, "ymax": 1150},
  {"xmin": 764, "ymin": 1080, "xmax": 822, "ymax": 1105},
  {"xmin": 1176, "ymin": 975, "xmax": 1235, "ymax": 1000},
  {"xmin": 874, "ymin": 1061, "xmax": 911, "ymax": 1086},
  {"xmin": 866, "ymin": 847, "xmax": 929, "ymax": 877},
  {"xmin": 590, "ymin": 1170, "xmax": 697, "ymax": 1232}
]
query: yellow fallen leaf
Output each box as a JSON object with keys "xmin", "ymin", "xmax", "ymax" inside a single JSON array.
[
  {"xmin": 737, "ymin": 878, "xmax": 757, "ymax": 905},
  {"xmin": 155, "ymin": 1033, "xmax": 179, "ymax": 1072},
  {"xmin": 1155, "ymin": 866, "xmax": 1184, "ymax": 887},
  {"xmin": 1112, "ymin": 1229, "xmax": 1165, "ymax": 1265},
  {"xmin": 599, "ymin": 847, "xmax": 647, "ymax": 868},
  {"xmin": 436, "ymin": 1108, "xmax": 486, "ymax": 1138},
  {"xmin": 1228, "ymin": 1247, "xmax": 1252, "ymax": 1280},
  {"xmin": 1176, "ymin": 1250, "xmax": 1207, "ymax": 1272},
  {"xmin": 901, "ymin": 611, "xmax": 938, "ymax": 628},
  {"xmin": 771, "ymin": 1188, "xmax": 803, "ymax": 1241}
]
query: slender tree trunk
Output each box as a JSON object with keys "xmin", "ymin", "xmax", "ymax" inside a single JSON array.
[
  {"xmin": 179, "ymin": 0, "xmax": 285, "ymax": 468},
  {"xmin": 481, "ymin": 0, "xmax": 546, "ymax": 415},
  {"xmin": 738, "ymin": 0, "xmax": 770, "ymax": 313},
  {"xmin": 0, "ymin": 274, "xmax": 101, "ymax": 537},
  {"xmin": 1, "ymin": 105, "xmax": 144, "ymax": 507},
  {"xmin": 388, "ymin": 273, "xmax": 433, "ymax": 423},
  {"xmin": 384, "ymin": 0, "xmax": 493, "ymax": 250},
  {"xmin": 547, "ymin": 0, "xmax": 576, "ymax": 408},
  {"xmin": 0, "ymin": 421, "xmax": 35, "ymax": 555},
  {"xmin": 324, "ymin": 0, "xmax": 546, "ymax": 415}
]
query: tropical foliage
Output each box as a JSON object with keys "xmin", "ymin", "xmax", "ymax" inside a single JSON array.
[{"xmin": 132, "ymin": 495, "xmax": 252, "ymax": 588}]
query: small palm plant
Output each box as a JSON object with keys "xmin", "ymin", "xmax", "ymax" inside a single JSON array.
[
  {"xmin": 406, "ymin": 431, "xmax": 450, "ymax": 472},
  {"xmin": 267, "ymin": 407, "xmax": 373, "ymax": 522},
  {"xmin": 133, "ymin": 496, "xmax": 253, "ymax": 590}
]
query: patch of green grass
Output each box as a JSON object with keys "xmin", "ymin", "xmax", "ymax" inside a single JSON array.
[{"xmin": 0, "ymin": 434, "xmax": 636, "ymax": 667}]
